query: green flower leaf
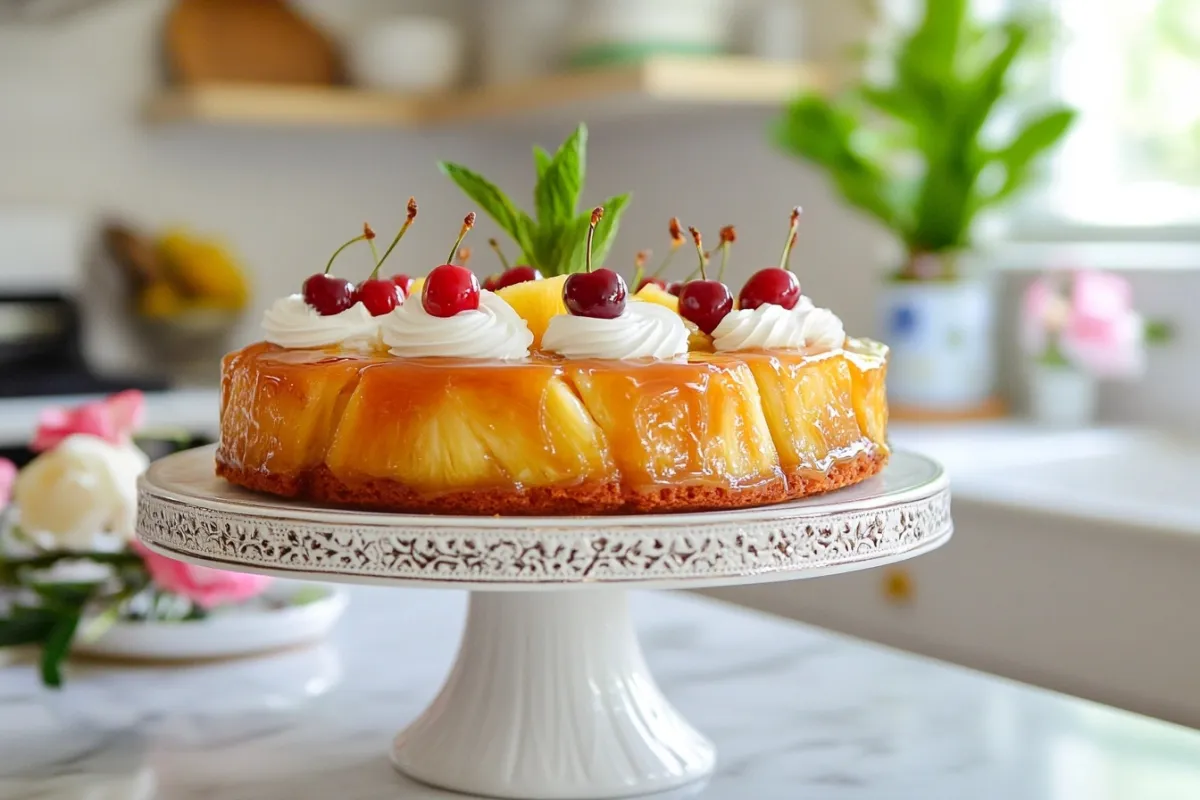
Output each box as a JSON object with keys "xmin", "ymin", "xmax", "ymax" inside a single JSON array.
[
  {"xmin": 41, "ymin": 609, "xmax": 83, "ymax": 688},
  {"xmin": 0, "ymin": 605, "xmax": 58, "ymax": 647}
]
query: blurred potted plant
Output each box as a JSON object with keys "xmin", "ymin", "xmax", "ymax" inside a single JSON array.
[
  {"xmin": 1021, "ymin": 270, "xmax": 1171, "ymax": 427},
  {"xmin": 771, "ymin": 0, "xmax": 1075, "ymax": 411}
]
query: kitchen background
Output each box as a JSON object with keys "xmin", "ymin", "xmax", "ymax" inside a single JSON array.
[{"xmin": 2, "ymin": 0, "xmax": 1199, "ymax": 729}]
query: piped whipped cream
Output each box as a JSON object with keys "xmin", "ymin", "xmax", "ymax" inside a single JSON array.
[
  {"xmin": 542, "ymin": 301, "xmax": 689, "ymax": 360},
  {"xmin": 712, "ymin": 295, "xmax": 845, "ymax": 352},
  {"xmin": 382, "ymin": 290, "xmax": 533, "ymax": 359},
  {"xmin": 800, "ymin": 306, "xmax": 846, "ymax": 349},
  {"xmin": 711, "ymin": 302, "xmax": 807, "ymax": 351},
  {"xmin": 262, "ymin": 294, "xmax": 381, "ymax": 351}
]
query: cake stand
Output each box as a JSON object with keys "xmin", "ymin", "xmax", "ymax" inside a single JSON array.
[{"xmin": 136, "ymin": 446, "xmax": 951, "ymax": 800}]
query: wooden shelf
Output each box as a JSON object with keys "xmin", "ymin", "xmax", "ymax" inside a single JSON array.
[{"xmin": 144, "ymin": 57, "xmax": 825, "ymax": 129}]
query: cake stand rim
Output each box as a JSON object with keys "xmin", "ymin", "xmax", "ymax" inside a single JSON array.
[
  {"xmin": 135, "ymin": 446, "xmax": 951, "ymax": 591},
  {"xmin": 139, "ymin": 445, "xmax": 946, "ymax": 528}
]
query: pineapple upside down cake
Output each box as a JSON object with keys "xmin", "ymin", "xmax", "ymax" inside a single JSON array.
[{"xmin": 218, "ymin": 139, "xmax": 889, "ymax": 515}]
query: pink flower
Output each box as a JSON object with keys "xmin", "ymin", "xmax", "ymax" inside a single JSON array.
[
  {"xmin": 32, "ymin": 390, "xmax": 146, "ymax": 453},
  {"xmin": 0, "ymin": 458, "xmax": 16, "ymax": 507},
  {"xmin": 1021, "ymin": 269, "xmax": 1145, "ymax": 379},
  {"xmin": 133, "ymin": 541, "xmax": 271, "ymax": 609}
]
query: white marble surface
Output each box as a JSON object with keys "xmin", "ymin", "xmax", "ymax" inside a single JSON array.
[{"xmin": 3, "ymin": 587, "xmax": 1200, "ymax": 800}]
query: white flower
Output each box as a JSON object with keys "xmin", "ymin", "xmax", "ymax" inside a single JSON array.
[{"xmin": 12, "ymin": 434, "xmax": 149, "ymax": 549}]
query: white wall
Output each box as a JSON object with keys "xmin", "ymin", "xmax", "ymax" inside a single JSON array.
[{"xmin": 0, "ymin": 0, "xmax": 887, "ymax": 378}]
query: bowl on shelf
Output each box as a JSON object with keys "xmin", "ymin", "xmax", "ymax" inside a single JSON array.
[
  {"xmin": 567, "ymin": 0, "xmax": 733, "ymax": 68},
  {"xmin": 346, "ymin": 16, "xmax": 464, "ymax": 92}
]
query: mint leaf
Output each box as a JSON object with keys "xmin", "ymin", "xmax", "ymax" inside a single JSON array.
[
  {"xmin": 438, "ymin": 161, "xmax": 536, "ymax": 257},
  {"xmin": 557, "ymin": 193, "xmax": 631, "ymax": 273},
  {"xmin": 533, "ymin": 145, "xmax": 553, "ymax": 180},
  {"xmin": 535, "ymin": 124, "xmax": 587, "ymax": 227}
]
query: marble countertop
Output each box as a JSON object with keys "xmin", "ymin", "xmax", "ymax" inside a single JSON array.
[{"xmin": 4, "ymin": 588, "xmax": 1200, "ymax": 800}]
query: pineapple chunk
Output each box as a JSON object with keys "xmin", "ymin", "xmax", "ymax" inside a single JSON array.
[
  {"xmin": 845, "ymin": 339, "xmax": 889, "ymax": 446},
  {"xmin": 497, "ymin": 275, "xmax": 569, "ymax": 348},
  {"xmin": 740, "ymin": 352, "xmax": 866, "ymax": 471},
  {"xmin": 563, "ymin": 359, "xmax": 778, "ymax": 487},
  {"xmin": 326, "ymin": 359, "xmax": 610, "ymax": 490},
  {"xmin": 220, "ymin": 343, "xmax": 371, "ymax": 473},
  {"xmin": 409, "ymin": 276, "xmax": 426, "ymax": 296},
  {"xmin": 634, "ymin": 283, "xmax": 679, "ymax": 313}
]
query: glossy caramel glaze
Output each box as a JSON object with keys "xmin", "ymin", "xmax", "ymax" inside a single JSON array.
[{"xmin": 217, "ymin": 341, "xmax": 889, "ymax": 515}]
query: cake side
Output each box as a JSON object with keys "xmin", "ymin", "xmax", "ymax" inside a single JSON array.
[{"xmin": 216, "ymin": 343, "xmax": 888, "ymax": 515}]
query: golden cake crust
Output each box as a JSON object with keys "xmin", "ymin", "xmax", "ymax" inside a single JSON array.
[{"xmin": 215, "ymin": 449, "xmax": 886, "ymax": 516}]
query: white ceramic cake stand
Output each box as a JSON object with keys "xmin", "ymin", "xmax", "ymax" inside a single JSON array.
[{"xmin": 136, "ymin": 446, "xmax": 951, "ymax": 800}]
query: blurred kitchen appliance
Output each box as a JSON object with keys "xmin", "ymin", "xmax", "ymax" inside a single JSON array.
[{"xmin": 0, "ymin": 209, "xmax": 167, "ymax": 398}]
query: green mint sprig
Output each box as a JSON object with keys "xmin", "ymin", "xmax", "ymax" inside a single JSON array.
[{"xmin": 438, "ymin": 124, "xmax": 631, "ymax": 277}]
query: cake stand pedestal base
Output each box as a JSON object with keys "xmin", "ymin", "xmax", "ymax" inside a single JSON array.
[
  {"xmin": 137, "ymin": 446, "xmax": 952, "ymax": 800},
  {"xmin": 392, "ymin": 590, "xmax": 714, "ymax": 799}
]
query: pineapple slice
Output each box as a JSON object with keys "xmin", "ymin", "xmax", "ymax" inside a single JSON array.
[
  {"xmin": 740, "ymin": 352, "xmax": 866, "ymax": 472},
  {"xmin": 220, "ymin": 343, "xmax": 372, "ymax": 474},
  {"xmin": 497, "ymin": 275, "xmax": 569, "ymax": 348},
  {"xmin": 634, "ymin": 283, "xmax": 679, "ymax": 313},
  {"xmin": 326, "ymin": 359, "xmax": 610, "ymax": 491},
  {"xmin": 845, "ymin": 339, "xmax": 889, "ymax": 446},
  {"xmin": 563, "ymin": 358, "xmax": 778, "ymax": 488}
]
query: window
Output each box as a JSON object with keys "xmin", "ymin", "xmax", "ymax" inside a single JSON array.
[{"xmin": 1045, "ymin": 0, "xmax": 1200, "ymax": 230}]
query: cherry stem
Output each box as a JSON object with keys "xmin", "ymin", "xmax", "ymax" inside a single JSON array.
[
  {"xmin": 488, "ymin": 238, "xmax": 511, "ymax": 270},
  {"xmin": 688, "ymin": 227, "xmax": 707, "ymax": 281},
  {"xmin": 585, "ymin": 207, "xmax": 604, "ymax": 274},
  {"xmin": 632, "ymin": 250, "xmax": 649, "ymax": 288},
  {"xmin": 363, "ymin": 223, "xmax": 380, "ymax": 272},
  {"xmin": 717, "ymin": 225, "xmax": 736, "ymax": 282},
  {"xmin": 447, "ymin": 212, "xmax": 476, "ymax": 264},
  {"xmin": 324, "ymin": 232, "xmax": 368, "ymax": 275},
  {"xmin": 373, "ymin": 197, "xmax": 418, "ymax": 277},
  {"xmin": 650, "ymin": 217, "xmax": 684, "ymax": 277},
  {"xmin": 457, "ymin": 247, "xmax": 472, "ymax": 267},
  {"xmin": 779, "ymin": 206, "xmax": 802, "ymax": 271}
]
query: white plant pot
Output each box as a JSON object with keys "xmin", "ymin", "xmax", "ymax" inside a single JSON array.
[
  {"xmin": 879, "ymin": 279, "xmax": 996, "ymax": 410},
  {"xmin": 1028, "ymin": 364, "xmax": 1098, "ymax": 428}
]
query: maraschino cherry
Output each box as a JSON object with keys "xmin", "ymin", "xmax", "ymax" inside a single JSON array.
[
  {"xmin": 738, "ymin": 207, "xmax": 803, "ymax": 312},
  {"xmin": 423, "ymin": 213, "xmax": 481, "ymax": 318},
  {"xmin": 303, "ymin": 223, "xmax": 374, "ymax": 316},
  {"xmin": 563, "ymin": 207, "xmax": 626, "ymax": 319},
  {"xmin": 485, "ymin": 238, "xmax": 542, "ymax": 290},
  {"xmin": 380, "ymin": 197, "xmax": 419, "ymax": 296},
  {"xmin": 678, "ymin": 227, "xmax": 733, "ymax": 335}
]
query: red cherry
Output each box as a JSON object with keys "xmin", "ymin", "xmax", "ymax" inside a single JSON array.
[
  {"xmin": 679, "ymin": 280, "xmax": 734, "ymax": 334},
  {"xmin": 302, "ymin": 273, "xmax": 355, "ymax": 316},
  {"xmin": 493, "ymin": 265, "xmax": 541, "ymax": 290},
  {"xmin": 636, "ymin": 276, "xmax": 667, "ymax": 292},
  {"xmin": 483, "ymin": 273, "xmax": 502, "ymax": 292},
  {"xmin": 563, "ymin": 268, "xmax": 627, "ymax": 319},
  {"xmin": 738, "ymin": 267, "xmax": 801, "ymax": 311},
  {"xmin": 391, "ymin": 273, "xmax": 415, "ymax": 296},
  {"xmin": 354, "ymin": 277, "xmax": 405, "ymax": 316},
  {"xmin": 422, "ymin": 264, "xmax": 480, "ymax": 317},
  {"xmin": 666, "ymin": 281, "xmax": 683, "ymax": 296}
]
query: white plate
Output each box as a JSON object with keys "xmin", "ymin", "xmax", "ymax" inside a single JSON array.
[{"xmin": 73, "ymin": 582, "xmax": 349, "ymax": 662}]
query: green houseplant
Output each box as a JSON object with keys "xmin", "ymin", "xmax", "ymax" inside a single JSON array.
[{"xmin": 772, "ymin": 0, "xmax": 1075, "ymax": 410}]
